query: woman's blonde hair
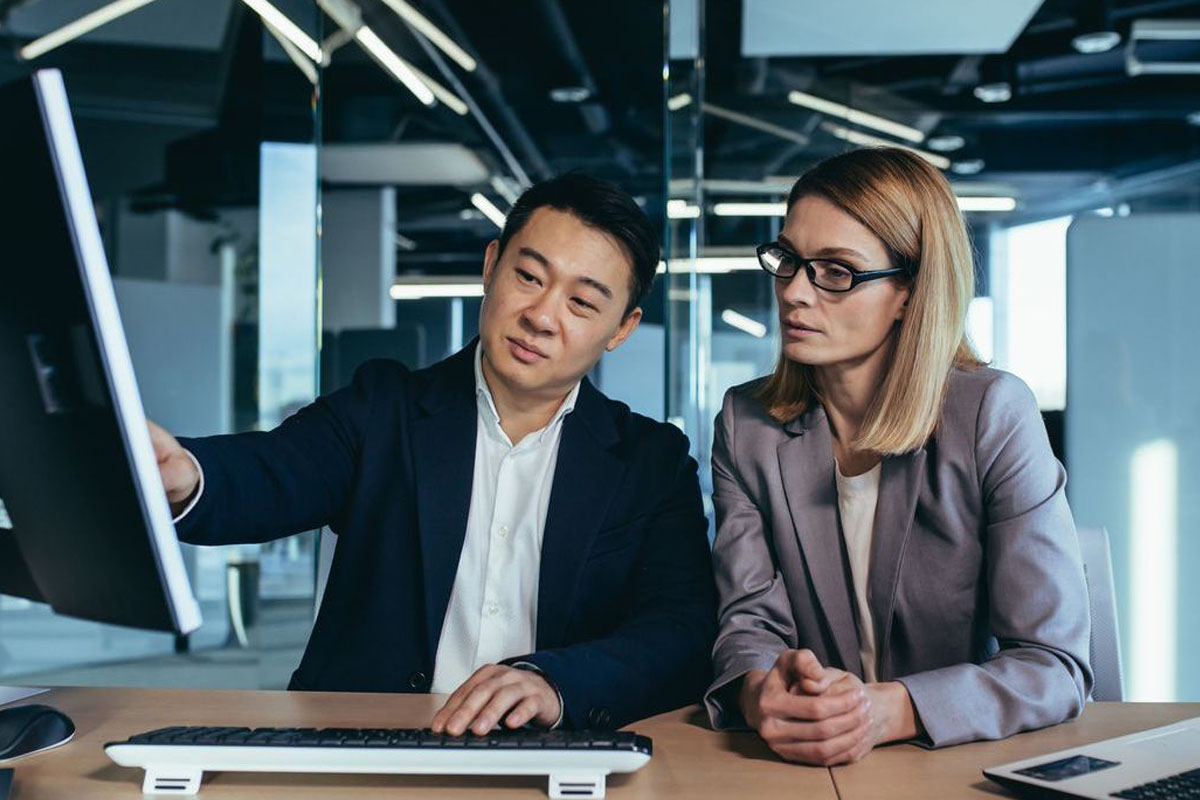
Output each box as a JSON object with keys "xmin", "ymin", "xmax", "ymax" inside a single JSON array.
[{"xmin": 755, "ymin": 147, "xmax": 982, "ymax": 454}]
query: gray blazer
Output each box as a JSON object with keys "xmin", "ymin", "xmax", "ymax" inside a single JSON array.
[{"xmin": 704, "ymin": 367, "xmax": 1093, "ymax": 748}]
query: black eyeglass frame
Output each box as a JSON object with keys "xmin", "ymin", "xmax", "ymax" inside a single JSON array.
[{"xmin": 755, "ymin": 242, "xmax": 911, "ymax": 293}]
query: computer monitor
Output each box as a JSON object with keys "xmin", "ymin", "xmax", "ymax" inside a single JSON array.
[{"xmin": 0, "ymin": 70, "xmax": 202, "ymax": 694}]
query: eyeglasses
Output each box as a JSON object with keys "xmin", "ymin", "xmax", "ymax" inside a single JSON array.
[{"xmin": 756, "ymin": 242, "xmax": 910, "ymax": 293}]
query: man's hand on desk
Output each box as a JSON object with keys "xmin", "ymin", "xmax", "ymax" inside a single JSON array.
[
  {"xmin": 430, "ymin": 664, "xmax": 562, "ymax": 737},
  {"xmin": 740, "ymin": 649, "xmax": 920, "ymax": 766},
  {"xmin": 147, "ymin": 419, "xmax": 200, "ymax": 516}
]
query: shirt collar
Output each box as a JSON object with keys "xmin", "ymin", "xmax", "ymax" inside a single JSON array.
[{"xmin": 474, "ymin": 342, "xmax": 580, "ymax": 447}]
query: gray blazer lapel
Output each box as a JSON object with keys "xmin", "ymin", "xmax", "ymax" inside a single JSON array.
[
  {"xmin": 776, "ymin": 408, "xmax": 862, "ymax": 676},
  {"xmin": 868, "ymin": 448, "xmax": 926, "ymax": 679}
]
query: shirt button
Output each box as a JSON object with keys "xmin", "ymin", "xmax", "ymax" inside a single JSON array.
[
  {"xmin": 497, "ymin": 525, "xmax": 510, "ymax": 538},
  {"xmin": 487, "ymin": 602, "xmax": 501, "ymax": 616}
]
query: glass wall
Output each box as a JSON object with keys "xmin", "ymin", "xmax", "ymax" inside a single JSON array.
[
  {"xmin": 0, "ymin": 0, "xmax": 321, "ymax": 689},
  {"xmin": 661, "ymin": 0, "xmax": 1200, "ymax": 701}
]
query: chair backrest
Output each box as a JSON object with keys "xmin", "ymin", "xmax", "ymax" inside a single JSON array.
[
  {"xmin": 315, "ymin": 528, "xmax": 337, "ymax": 618},
  {"xmin": 1076, "ymin": 526, "xmax": 1124, "ymax": 701}
]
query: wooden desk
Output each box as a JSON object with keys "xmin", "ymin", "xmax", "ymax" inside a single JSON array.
[
  {"xmin": 3, "ymin": 687, "xmax": 837, "ymax": 799},
  {"xmin": 831, "ymin": 702, "xmax": 1200, "ymax": 800}
]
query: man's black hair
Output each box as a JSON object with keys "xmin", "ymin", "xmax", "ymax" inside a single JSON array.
[{"xmin": 495, "ymin": 173, "xmax": 659, "ymax": 315}]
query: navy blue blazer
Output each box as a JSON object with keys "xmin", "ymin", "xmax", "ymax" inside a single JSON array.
[{"xmin": 176, "ymin": 343, "xmax": 717, "ymax": 729}]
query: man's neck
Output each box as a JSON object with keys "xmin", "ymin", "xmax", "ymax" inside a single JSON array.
[{"xmin": 479, "ymin": 350, "xmax": 573, "ymax": 445}]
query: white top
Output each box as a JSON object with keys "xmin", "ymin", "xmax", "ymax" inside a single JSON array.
[
  {"xmin": 834, "ymin": 461, "xmax": 882, "ymax": 684},
  {"xmin": 431, "ymin": 344, "xmax": 579, "ymax": 695}
]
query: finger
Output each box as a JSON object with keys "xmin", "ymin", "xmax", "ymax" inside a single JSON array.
[
  {"xmin": 758, "ymin": 699, "xmax": 869, "ymax": 744},
  {"xmin": 790, "ymin": 649, "xmax": 826, "ymax": 683},
  {"xmin": 468, "ymin": 684, "xmax": 528, "ymax": 735},
  {"xmin": 444, "ymin": 676, "xmax": 513, "ymax": 736},
  {"xmin": 800, "ymin": 671, "xmax": 858, "ymax": 697},
  {"xmin": 770, "ymin": 717, "xmax": 872, "ymax": 766},
  {"xmin": 504, "ymin": 696, "xmax": 543, "ymax": 729},
  {"xmin": 147, "ymin": 420, "xmax": 172, "ymax": 460},
  {"xmin": 432, "ymin": 667, "xmax": 499, "ymax": 732},
  {"xmin": 765, "ymin": 683, "xmax": 866, "ymax": 722}
]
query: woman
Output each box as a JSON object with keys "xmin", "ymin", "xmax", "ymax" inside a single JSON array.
[{"xmin": 704, "ymin": 147, "xmax": 1091, "ymax": 765}]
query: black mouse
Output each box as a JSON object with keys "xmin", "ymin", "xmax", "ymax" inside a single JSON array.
[{"xmin": 0, "ymin": 705, "xmax": 75, "ymax": 762}]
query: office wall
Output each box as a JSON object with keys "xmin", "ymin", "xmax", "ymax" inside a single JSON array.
[{"xmin": 1066, "ymin": 214, "xmax": 1200, "ymax": 702}]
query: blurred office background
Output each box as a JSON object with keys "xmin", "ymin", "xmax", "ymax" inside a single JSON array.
[{"xmin": 0, "ymin": 0, "xmax": 1196, "ymax": 703}]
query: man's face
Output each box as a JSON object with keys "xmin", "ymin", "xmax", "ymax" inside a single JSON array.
[{"xmin": 478, "ymin": 207, "xmax": 643, "ymax": 402}]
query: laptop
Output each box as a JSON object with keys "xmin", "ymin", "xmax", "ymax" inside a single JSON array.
[{"xmin": 984, "ymin": 716, "xmax": 1200, "ymax": 799}]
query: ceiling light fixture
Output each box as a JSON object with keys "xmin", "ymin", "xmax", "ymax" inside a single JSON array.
[
  {"xmin": 667, "ymin": 92, "xmax": 693, "ymax": 111},
  {"xmin": 390, "ymin": 282, "xmax": 484, "ymax": 300},
  {"xmin": 926, "ymin": 134, "xmax": 966, "ymax": 152},
  {"xmin": 378, "ymin": 0, "xmax": 477, "ymax": 72},
  {"xmin": 712, "ymin": 202, "xmax": 787, "ymax": 217},
  {"xmin": 239, "ymin": 0, "xmax": 323, "ymax": 63},
  {"xmin": 549, "ymin": 86, "xmax": 592, "ymax": 103},
  {"xmin": 956, "ymin": 196, "xmax": 1017, "ymax": 212},
  {"xmin": 1072, "ymin": 30, "xmax": 1122, "ymax": 54},
  {"xmin": 787, "ymin": 89, "xmax": 924, "ymax": 144},
  {"xmin": 721, "ymin": 310, "xmax": 767, "ymax": 338},
  {"xmin": 667, "ymin": 200, "xmax": 701, "ymax": 219},
  {"xmin": 470, "ymin": 193, "xmax": 507, "ymax": 229},
  {"xmin": 950, "ymin": 159, "xmax": 986, "ymax": 175},
  {"xmin": 821, "ymin": 122, "xmax": 950, "ymax": 169},
  {"xmin": 18, "ymin": 0, "xmax": 162, "ymax": 61},
  {"xmin": 973, "ymin": 81, "xmax": 1013, "ymax": 103},
  {"xmin": 354, "ymin": 26, "xmax": 435, "ymax": 106}
]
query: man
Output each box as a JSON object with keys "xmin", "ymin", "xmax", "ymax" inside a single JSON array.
[{"xmin": 151, "ymin": 173, "xmax": 716, "ymax": 735}]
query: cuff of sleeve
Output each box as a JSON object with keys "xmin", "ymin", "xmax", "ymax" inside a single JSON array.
[
  {"xmin": 171, "ymin": 449, "xmax": 205, "ymax": 524},
  {"xmin": 509, "ymin": 661, "xmax": 565, "ymax": 730},
  {"xmin": 705, "ymin": 652, "xmax": 782, "ymax": 730},
  {"xmin": 895, "ymin": 668, "xmax": 962, "ymax": 749}
]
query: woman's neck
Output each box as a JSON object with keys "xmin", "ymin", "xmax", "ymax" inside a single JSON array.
[{"xmin": 815, "ymin": 334, "xmax": 895, "ymax": 475}]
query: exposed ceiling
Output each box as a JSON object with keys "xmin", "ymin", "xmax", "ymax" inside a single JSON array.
[{"xmin": 1, "ymin": 0, "xmax": 1198, "ymax": 282}]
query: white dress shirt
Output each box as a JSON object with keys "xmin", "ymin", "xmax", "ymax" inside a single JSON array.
[
  {"xmin": 834, "ymin": 461, "xmax": 882, "ymax": 683},
  {"xmin": 430, "ymin": 344, "xmax": 579, "ymax": 695},
  {"xmin": 176, "ymin": 344, "xmax": 580, "ymax": 720}
]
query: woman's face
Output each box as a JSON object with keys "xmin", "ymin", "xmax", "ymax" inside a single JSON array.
[{"xmin": 774, "ymin": 194, "xmax": 911, "ymax": 369}]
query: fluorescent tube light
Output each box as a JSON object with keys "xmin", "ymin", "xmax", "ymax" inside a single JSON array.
[
  {"xmin": 667, "ymin": 200, "xmax": 701, "ymax": 219},
  {"xmin": 657, "ymin": 257, "xmax": 759, "ymax": 274},
  {"xmin": 240, "ymin": 0, "xmax": 323, "ymax": 63},
  {"xmin": 471, "ymin": 193, "xmax": 507, "ymax": 229},
  {"xmin": 391, "ymin": 282, "xmax": 485, "ymax": 300},
  {"xmin": 712, "ymin": 202, "xmax": 786, "ymax": 217},
  {"xmin": 956, "ymin": 196, "xmax": 1017, "ymax": 212},
  {"xmin": 668, "ymin": 92, "xmax": 693, "ymax": 111},
  {"xmin": 821, "ymin": 122, "xmax": 951, "ymax": 169},
  {"xmin": 355, "ymin": 26, "xmax": 435, "ymax": 106},
  {"xmin": 19, "ymin": 0, "xmax": 161, "ymax": 61},
  {"xmin": 379, "ymin": 0, "xmax": 477, "ymax": 72},
  {"xmin": 721, "ymin": 309, "xmax": 767, "ymax": 338},
  {"xmin": 788, "ymin": 89, "xmax": 924, "ymax": 144}
]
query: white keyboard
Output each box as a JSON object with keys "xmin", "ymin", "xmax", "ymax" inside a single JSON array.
[{"xmin": 105, "ymin": 725, "xmax": 652, "ymax": 798}]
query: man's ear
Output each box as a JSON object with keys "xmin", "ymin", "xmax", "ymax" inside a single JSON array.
[
  {"xmin": 481, "ymin": 240, "xmax": 501, "ymax": 290},
  {"xmin": 606, "ymin": 306, "xmax": 643, "ymax": 352}
]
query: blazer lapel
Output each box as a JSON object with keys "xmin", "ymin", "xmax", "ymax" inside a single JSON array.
[
  {"xmin": 413, "ymin": 344, "xmax": 479, "ymax": 663},
  {"xmin": 776, "ymin": 408, "xmax": 862, "ymax": 676},
  {"xmin": 868, "ymin": 447, "xmax": 926, "ymax": 679},
  {"xmin": 536, "ymin": 378, "xmax": 625, "ymax": 649}
]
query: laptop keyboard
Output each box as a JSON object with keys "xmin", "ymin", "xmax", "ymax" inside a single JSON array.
[{"xmin": 1112, "ymin": 767, "xmax": 1200, "ymax": 799}]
